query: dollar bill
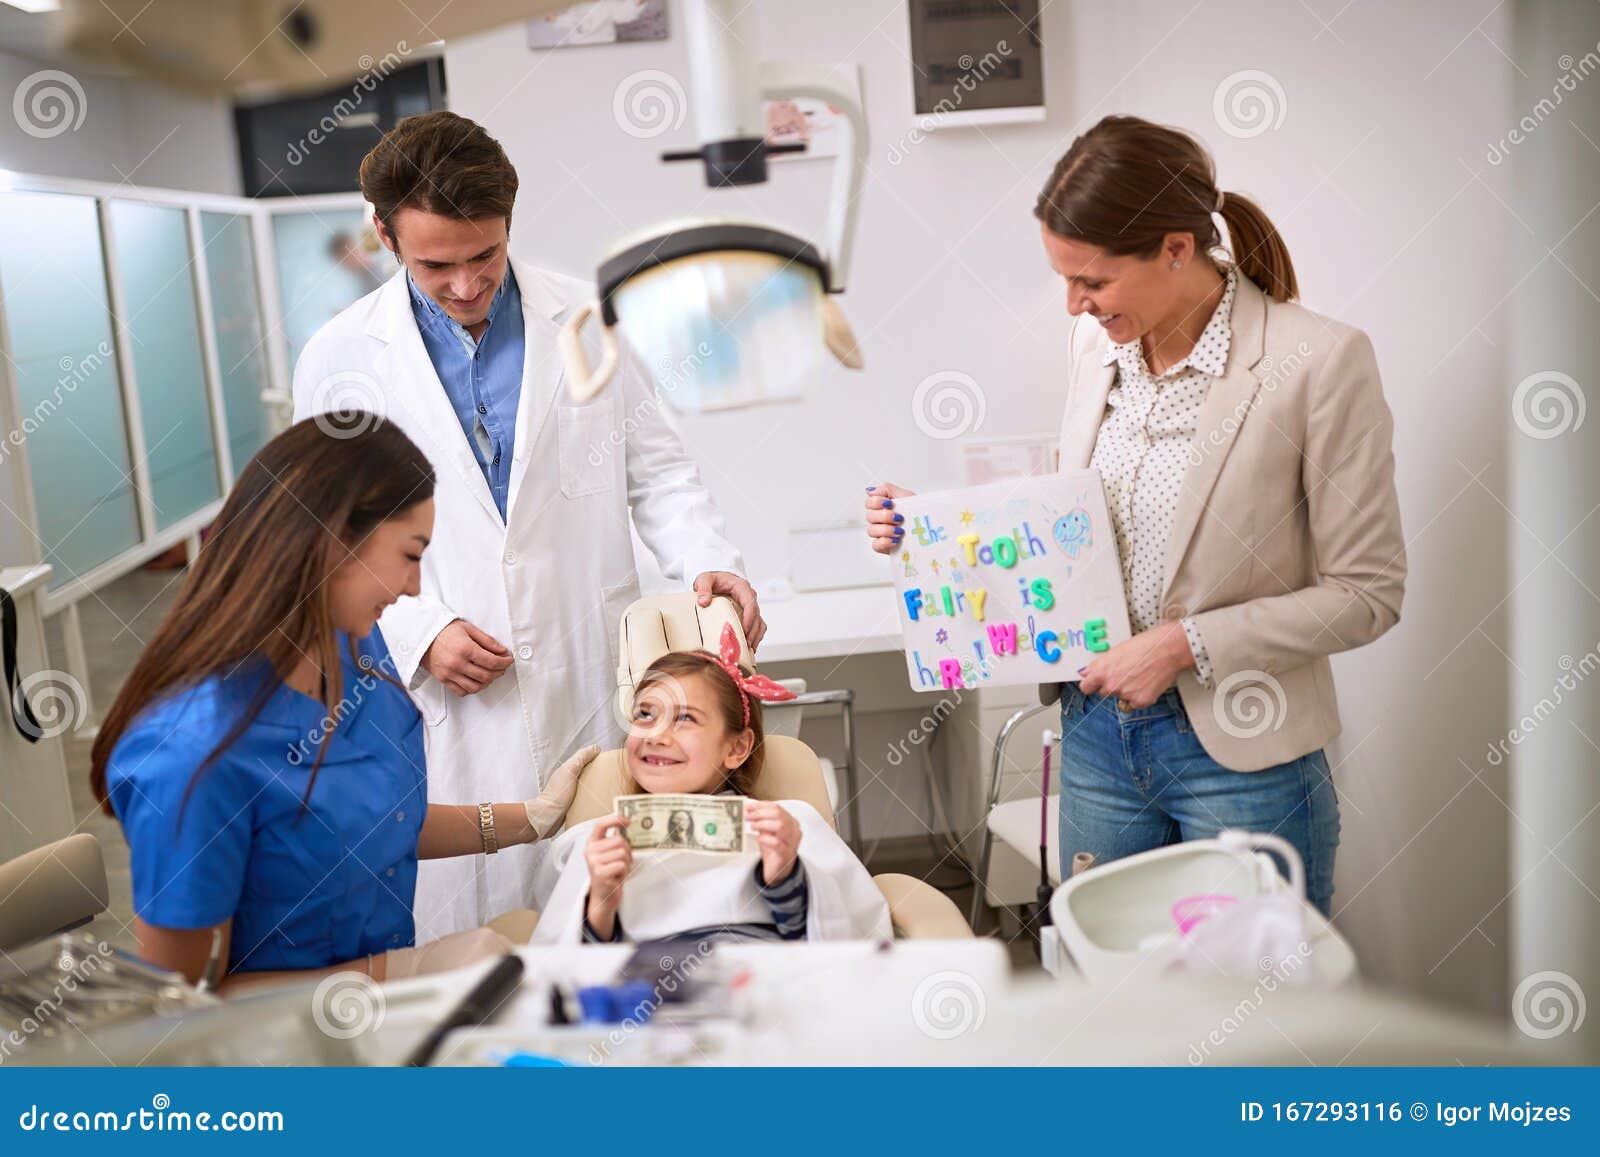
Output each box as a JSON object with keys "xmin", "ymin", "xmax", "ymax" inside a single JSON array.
[{"xmin": 614, "ymin": 794, "xmax": 746, "ymax": 854}]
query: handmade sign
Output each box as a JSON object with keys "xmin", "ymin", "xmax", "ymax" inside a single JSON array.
[{"xmin": 890, "ymin": 471, "xmax": 1131, "ymax": 692}]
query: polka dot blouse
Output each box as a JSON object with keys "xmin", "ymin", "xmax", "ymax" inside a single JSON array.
[{"xmin": 1089, "ymin": 266, "xmax": 1239, "ymax": 688}]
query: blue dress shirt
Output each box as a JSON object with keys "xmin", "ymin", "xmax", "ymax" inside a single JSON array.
[{"xmin": 407, "ymin": 267, "xmax": 525, "ymax": 519}]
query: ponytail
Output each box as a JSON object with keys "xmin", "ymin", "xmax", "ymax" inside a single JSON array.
[
  {"xmin": 1216, "ymin": 189, "xmax": 1298, "ymax": 301},
  {"xmin": 1036, "ymin": 115, "xmax": 1300, "ymax": 302}
]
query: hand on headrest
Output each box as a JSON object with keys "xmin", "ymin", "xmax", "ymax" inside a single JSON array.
[{"xmin": 619, "ymin": 593, "xmax": 749, "ymax": 690}]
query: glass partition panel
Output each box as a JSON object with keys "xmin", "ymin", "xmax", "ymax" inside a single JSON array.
[
  {"xmin": 107, "ymin": 199, "xmax": 221, "ymax": 529},
  {"xmin": 270, "ymin": 208, "xmax": 378, "ymax": 375},
  {"xmin": 0, "ymin": 191, "xmax": 140, "ymax": 585},
  {"xmin": 200, "ymin": 211, "xmax": 271, "ymax": 476}
]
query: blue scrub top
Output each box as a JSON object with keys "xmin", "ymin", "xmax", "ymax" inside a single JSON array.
[{"xmin": 105, "ymin": 629, "xmax": 427, "ymax": 975}]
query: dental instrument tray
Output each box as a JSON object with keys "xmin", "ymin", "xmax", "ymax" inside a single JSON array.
[{"xmin": 0, "ymin": 931, "xmax": 219, "ymax": 1054}]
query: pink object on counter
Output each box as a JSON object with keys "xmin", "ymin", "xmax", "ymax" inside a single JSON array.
[{"xmin": 1172, "ymin": 893, "xmax": 1238, "ymax": 936}]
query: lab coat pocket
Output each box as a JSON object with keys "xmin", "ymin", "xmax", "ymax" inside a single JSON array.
[
  {"xmin": 558, "ymin": 398, "xmax": 621, "ymax": 499},
  {"xmin": 596, "ymin": 579, "xmax": 637, "ymax": 641},
  {"xmin": 412, "ymin": 672, "xmax": 449, "ymax": 727}
]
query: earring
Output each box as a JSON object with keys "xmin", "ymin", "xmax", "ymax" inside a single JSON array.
[{"xmin": 1170, "ymin": 261, "xmax": 1182, "ymax": 271}]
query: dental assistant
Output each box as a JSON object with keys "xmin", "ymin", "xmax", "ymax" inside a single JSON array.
[
  {"xmin": 90, "ymin": 419, "xmax": 593, "ymax": 988},
  {"xmin": 292, "ymin": 111, "xmax": 761, "ymax": 939},
  {"xmin": 867, "ymin": 116, "xmax": 1406, "ymax": 915}
]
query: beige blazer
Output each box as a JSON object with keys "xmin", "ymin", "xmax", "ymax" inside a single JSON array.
[{"xmin": 1042, "ymin": 274, "xmax": 1406, "ymax": 771}]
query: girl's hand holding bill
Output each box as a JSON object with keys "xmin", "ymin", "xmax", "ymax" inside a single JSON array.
[
  {"xmin": 583, "ymin": 812, "xmax": 633, "ymax": 940},
  {"xmin": 746, "ymin": 800, "xmax": 803, "ymax": 885}
]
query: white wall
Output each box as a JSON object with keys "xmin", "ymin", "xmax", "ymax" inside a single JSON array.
[
  {"xmin": 0, "ymin": 48, "xmax": 239, "ymax": 193},
  {"xmin": 1507, "ymin": 0, "xmax": 1600, "ymax": 1061},
  {"xmin": 446, "ymin": 0, "xmax": 1533, "ymax": 1019}
]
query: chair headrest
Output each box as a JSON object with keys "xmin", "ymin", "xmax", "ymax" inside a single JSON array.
[
  {"xmin": 0, "ymin": 833, "xmax": 108, "ymax": 953},
  {"xmin": 614, "ymin": 593, "xmax": 751, "ymax": 721},
  {"xmin": 566, "ymin": 739, "xmax": 836, "ymax": 831}
]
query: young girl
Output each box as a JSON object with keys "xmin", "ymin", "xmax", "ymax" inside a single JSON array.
[{"xmin": 530, "ymin": 625, "xmax": 891, "ymax": 945}]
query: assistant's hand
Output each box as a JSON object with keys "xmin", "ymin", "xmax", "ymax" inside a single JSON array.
[
  {"xmin": 693, "ymin": 571, "xmax": 766, "ymax": 652},
  {"xmin": 523, "ymin": 744, "xmax": 601, "ymax": 841},
  {"xmin": 864, "ymin": 483, "xmax": 916, "ymax": 555},
  {"xmin": 746, "ymin": 801, "xmax": 802, "ymax": 886},
  {"xmin": 1077, "ymin": 622, "xmax": 1196, "ymax": 710},
  {"xmin": 422, "ymin": 619, "xmax": 514, "ymax": 697}
]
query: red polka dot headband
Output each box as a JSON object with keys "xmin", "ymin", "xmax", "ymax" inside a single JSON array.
[{"xmin": 708, "ymin": 622, "xmax": 796, "ymax": 728}]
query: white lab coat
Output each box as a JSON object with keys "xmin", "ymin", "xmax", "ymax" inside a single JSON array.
[
  {"xmin": 292, "ymin": 260, "xmax": 744, "ymax": 940},
  {"xmin": 530, "ymin": 802, "xmax": 893, "ymax": 944}
]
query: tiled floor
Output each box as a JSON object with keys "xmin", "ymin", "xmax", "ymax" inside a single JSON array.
[{"xmin": 43, "ymin": 565, "xmax": 1040, "ymax": 970}]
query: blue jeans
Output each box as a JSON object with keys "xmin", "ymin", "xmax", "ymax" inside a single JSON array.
[{"xmin": 1057, "ymin": 686, "xmax": 1341, "ymax": 917}]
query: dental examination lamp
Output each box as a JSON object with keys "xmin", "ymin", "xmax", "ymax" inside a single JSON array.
[
  {"xmin": 558, "ymin": 2, "xmax": 867, "ymax": 412},
  {"xmin": 54, "ymin": 0, "xmax": 867, "ymax": 414}
]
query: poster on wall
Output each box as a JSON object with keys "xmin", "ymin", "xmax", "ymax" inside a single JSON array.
[
  {"xmin": 527, "ymin": 0, "xmax": 668, "ymax": 48},
  {"xmin": 890, "ymin": 472, "xmax": 1131, "ymax": 692},
  {"xmin": 764, "ymin": 66, "xmax": 862, "ymax": 164}
]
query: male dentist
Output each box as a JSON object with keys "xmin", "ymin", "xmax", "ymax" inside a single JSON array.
[{"xmin": 293, "ymin": 111, "xmax": 763, "ymax": 938}]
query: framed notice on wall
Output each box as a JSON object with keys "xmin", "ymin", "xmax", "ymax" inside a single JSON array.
[
  {"xmin": 907, "ymin": 0, "xmax": 1045, "ymax": 128},
  {"xmin": 890, "ymin": 472, "xmax": 1131, "ymax": 692}
]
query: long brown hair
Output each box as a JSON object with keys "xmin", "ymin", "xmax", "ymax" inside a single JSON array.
[
  {"xmin": 635, "ymin": 653, "xmax": 769, "ymax": 795},
  {"xmin": 90, "ymin": 415, "xmax": 435, "ymax": 818},
  {"xmin": 1034, "ymin": 114, "xmax": 1299, "ymax": 301}
]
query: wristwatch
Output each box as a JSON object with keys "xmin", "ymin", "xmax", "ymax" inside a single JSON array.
[{"xmin": 478, "ymin": 802, "xmax": 498, "ymax": 855}]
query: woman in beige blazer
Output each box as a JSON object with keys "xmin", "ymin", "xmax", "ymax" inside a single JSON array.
[{"xmin": 866, "ymin": 116, "xmax": 1405, "ymax": 916}]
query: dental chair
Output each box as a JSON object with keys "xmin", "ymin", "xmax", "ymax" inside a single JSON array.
[
  {"xmin": 491, "ymin": 594, "xmax": 971, "ymax": 942},
  {"xmin": 0, "ymin": 833, "xmax": 110, "ymax": 953}
]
